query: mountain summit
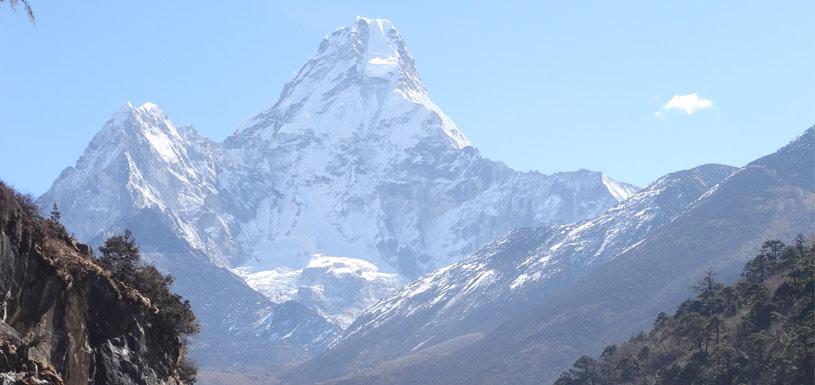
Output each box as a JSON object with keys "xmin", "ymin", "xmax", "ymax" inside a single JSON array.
[
  {"xmin": 222, "ymin": 16, "xmax": 637, "ymax": 275},
  {"xmin": 39, "ymin": 17, "xmax": 637, "ymax": 372},
  {"xmin": 235, "ymin": 17, "xmax": 468, "ymax": 149}
]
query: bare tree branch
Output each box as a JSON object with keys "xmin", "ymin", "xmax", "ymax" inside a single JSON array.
[{"xmin": 1, "ymin": 0, "xmax": 35, "ymax": 23}]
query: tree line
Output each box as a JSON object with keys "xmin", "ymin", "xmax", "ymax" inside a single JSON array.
[{"xmin": 554, "ymin": 237, "xmax": 814, "ymax": 385}]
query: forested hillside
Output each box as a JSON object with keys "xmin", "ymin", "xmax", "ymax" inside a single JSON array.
[{"xmin": 554, "ymin": 238, "xmax": 814, "ymax": 385}]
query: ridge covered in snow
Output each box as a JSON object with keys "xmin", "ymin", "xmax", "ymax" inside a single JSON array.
[
  {"xmin": 288, "ymin": 164, "xmax": 735, "ymax": 382},
  {"xmin": 367, "ymin": 165, "xmax": 733, "ymax": 329},
  {"xmin": 287, "ymin": 128, "xmax": 815, "ymax": 385}
]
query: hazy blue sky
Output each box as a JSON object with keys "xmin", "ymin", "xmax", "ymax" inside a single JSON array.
[{"xmin": 1, "ymin": 1, "xmax": 813, "ymax": 195}]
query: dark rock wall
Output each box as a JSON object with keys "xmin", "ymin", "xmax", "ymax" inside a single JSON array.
[{"xmin": 0, "ymin": 182, "xmax": 186, "ymax": 385}]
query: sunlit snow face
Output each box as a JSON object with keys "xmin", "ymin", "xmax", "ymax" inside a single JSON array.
[
  {"xmin": 359, "ymin": 18, "xmax": 400, "ymax": 79},
  {"xmin": 233, "ymin": 253, "xmax": 403, "ymax": 328}
]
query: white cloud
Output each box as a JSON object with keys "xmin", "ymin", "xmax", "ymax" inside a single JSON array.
[{"xmin": 659, "ymin": 93, "xmax": 714, "ymax": 115}]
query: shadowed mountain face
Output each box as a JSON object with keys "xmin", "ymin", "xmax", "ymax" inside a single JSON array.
[
  {"xmin": 37, "ymin": 17, "xmax": 635, "ymax": 372},
  {"xmin": 283, "ymin": 127, "xmax": 814, "ymax": 385}
]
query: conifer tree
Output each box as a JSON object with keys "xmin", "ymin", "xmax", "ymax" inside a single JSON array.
[
  {"xmin": 553, "ymin": 237, "xmax": 815, "ymax": 385},
  {"xmin": 49, "ymin": 202, "xmax": 61, "ymax": 223}
]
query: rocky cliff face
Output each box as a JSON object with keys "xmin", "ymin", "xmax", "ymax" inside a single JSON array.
[{"xmin": 0, "ymin": 181, "xmax": 191, "ymax": 385}]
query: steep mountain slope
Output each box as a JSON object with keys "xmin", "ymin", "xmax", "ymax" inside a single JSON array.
[
  {"xmin": 554, "ymin": 239, "xmax": 814, "ymax": 385},
  {"xmin": 287, "ymin": 127, "xmax": 814, "ymax": 385},
  {"xmin": 454, "ymin": 126, "xmax": 815, "ymax": 385},
  {"xmin": 38, "ymin": 17, "xmax": 636, "ymax": 371},
  {"xmin": 283, "ymin": 163, "xmax": 735, "ymax": 384},
  {"xmin": 0, "ymin": 180, "xmax": 193, "ymax": 385}
]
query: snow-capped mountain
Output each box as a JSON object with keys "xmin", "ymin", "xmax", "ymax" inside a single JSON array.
[
  {"xmin": 221, "ymin": 16, "xmax": 638, "ymax": 276},
  {"xmin": 235, "ymin": 255, "xmax": 403, "ymax": 327},
  {"xmin": 284, "ymin": 127, "xmax": 815, "ymax": 385},
  {"xmin": 40, "ymin": 103, "xmax": 215, "ymax": 245},
  {"xmin": 38, "ymin": 17, "xmax": 636, "ymax": 370}
]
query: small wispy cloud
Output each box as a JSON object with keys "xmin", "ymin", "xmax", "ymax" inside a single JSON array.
[{"xmin": 656, "ymin": 93, "xmax": 714, "ymax": 118}]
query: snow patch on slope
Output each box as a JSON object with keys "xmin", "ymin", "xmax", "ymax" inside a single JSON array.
[
  {"xmin": 235, "ymin": 254, "xmax": 403, "ymax": 328},
  {"xmin": 602, "ymin": 174, "xmax": 640, "ymax": 202}
]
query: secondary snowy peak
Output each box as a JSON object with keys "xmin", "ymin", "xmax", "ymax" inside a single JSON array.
[
  {"xmin": 74, "ymin": 101, "xmax": 216, "ymax": 182},
  {"xmin": 39, "ymin": 102, "xmax": 225, "ymax": 258},
  {"xmin": 234, "ymin": 16, "xmax": 470, "ymax": 150},
  {"xmin": 81, "ymin": 102, "xmax": 188, "ymax": 169}
]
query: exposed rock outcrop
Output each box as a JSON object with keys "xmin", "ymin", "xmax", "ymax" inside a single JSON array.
[{"xmin": 0, "ymin": 181, "xmax": 192, "ymax": 385}]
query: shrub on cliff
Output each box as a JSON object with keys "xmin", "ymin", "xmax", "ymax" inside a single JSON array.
[{"xmin": 98, "ymin": 230, "xmax": 199, "ymax": 382}]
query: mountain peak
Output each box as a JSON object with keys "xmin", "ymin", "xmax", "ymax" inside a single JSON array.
[
  {"xmin": 95, "ymin": 101, "xmax": 189, "ymax": 165},
  {"xmin": 113, "ymin": 100, "xmax": 163, "ymax": 117},
  {"xmin": 354, "ymin": 16, "xmax": 397, "ymax": 37},
  {"xmin": 106, "ymin": 101, "xmax": 172, "ymax": 137},
  {"xmin": 233, "ymin": 17, "xmax": 470, "ymax": 149},
  {"xmin": 355, "ymin": 15, "xmax": 391, "ymax": 25},
  {"xmin": 316, "ymin": 16, "xmax": 416, "ymax": 84},
  {"xmin": 135, "ymin": 101, "xmax": 162, "ymax": 113}
]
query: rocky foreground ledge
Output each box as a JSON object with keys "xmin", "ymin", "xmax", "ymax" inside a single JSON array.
[{"xmin": 0, "ymin": 180, "xmax": 194, "ymax": 385}]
